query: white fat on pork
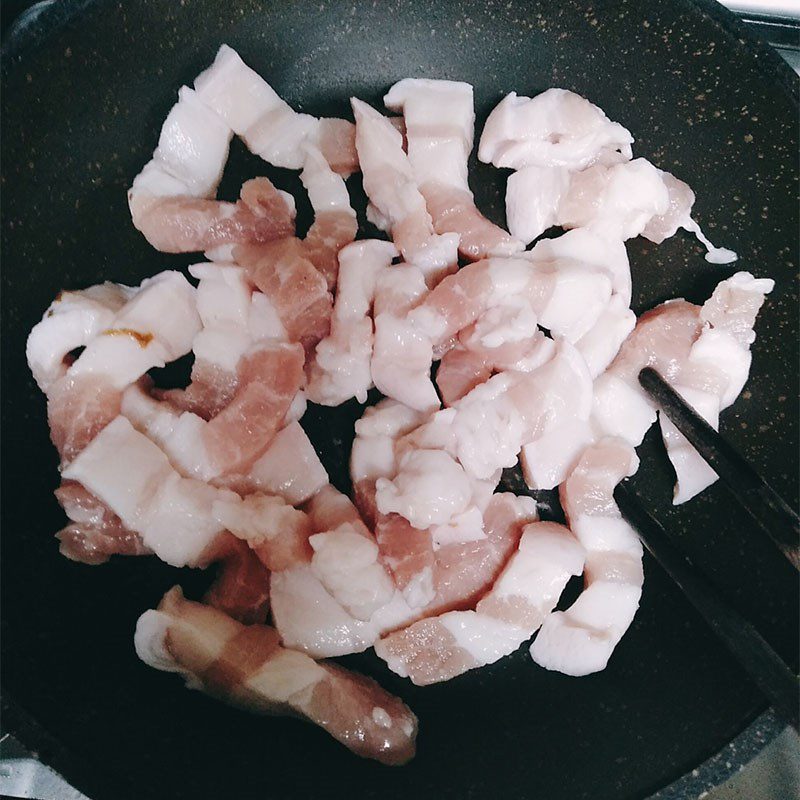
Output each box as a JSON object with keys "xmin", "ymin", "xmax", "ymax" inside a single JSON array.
[
  {"xmin": 531, "ymin": 438, "xmax": 642, "ymax": 676},
  {"xmin": 375, "ymin": 449, "xmax": 473, "ymax": 529},
  {"xmin": 194, "ymin": 44, "xmax": 357, "ymax": 174},
  {"xmin": 127, "ymin": 81, "xmax": 297, "ymax": 254},
  {"xmin": 67, "ymin": 271, "xmax": 200, "ymax": 390},
  {"xmin": 128, "ymin": 85, "xmax": 232, "ymax": 228},
  {"xmin": 62, "ymin": 417, "xmax": 228, "ymax": 567},
  {"xmin": 351, "ymin": 97, "xmax": 459, "ymax": 286},
  {"xmin": 384, "ymin": 78, "xmax": 522, "ymax": 260},
  {"xmin": 660, "ymin": 272, "xmax": 773, "ymax": 503},
  {"xmin": 26, "ymin": 282, "xmax": 134, "ymax": 392},
  {"xmin": 528, "ymin": 227, "xmax": 631, "ymax": 306},
  {"xmin": 478, "ymin": 89, "xmax": 633, "ymax": 171},
  {"xmin": 307, "ymin": 240, "xmax": 397, "ymax": 405}
]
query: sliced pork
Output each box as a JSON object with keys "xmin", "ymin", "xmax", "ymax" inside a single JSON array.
[
  {"xmin": 135, "ymin": 587, "xmax": 417, "ymax": 764},
  {"xmin": 531, "ymin": 438, "xmax": 642, "ymax": 676}
]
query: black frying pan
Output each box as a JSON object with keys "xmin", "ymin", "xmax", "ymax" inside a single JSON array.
[{"xmin": 2, "ymin": 2, "xmax": 798, "ymax": 799}]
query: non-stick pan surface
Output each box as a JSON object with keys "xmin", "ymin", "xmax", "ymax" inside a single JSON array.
[{"xmin": 2, "ymin": 2, "xmax": 798, "ymax": 799}]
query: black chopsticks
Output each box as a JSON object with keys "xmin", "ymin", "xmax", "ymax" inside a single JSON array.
[
  {"xmin": 611, "ymin": 367, "xmax": 800, "ymax": 729},
  {"xmin": 614, "ymin": 483, "xmax": 799, "ymax": 730},
  {"xmin": 639, "ymin": 367, "xmax": 800, "ymax": 570}
]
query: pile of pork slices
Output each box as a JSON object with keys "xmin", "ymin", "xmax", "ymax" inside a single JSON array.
[{"xmin": 26, "ymin": 45, "xmax": 773, "ymax": 764}]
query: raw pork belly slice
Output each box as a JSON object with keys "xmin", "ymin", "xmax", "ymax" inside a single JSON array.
[
  {"xmin": 40, "ymin": 271, "xmax": 200, "ymax": 464},
  {"xmin": 299, "ymin": 145, "xmax": 358, "ymax": 289},
  {"xmin": 375, "ymin": 520, "xmax": 583, "ymax": 685},
  {"xmin": 194, "ymin": 44, "xmax": 358, "ymax": 175},
  {"xmin": 161, "ymin": 261, "xmax": 286, "ymax": 420},
  {"xmin": 427, "ymin": 492, "xmax": 537, "ymax": 616},
  {"xmin": 531, "ymin": 438, "xmax": 642, "ymax": 676},
  {"xmin": 384, "ymin": 78, "xmax": 522, "ymax": 260},
  {"xmin": 220, "ymin": 421, "xmax": 328, "ymax": 505},
  {"xmin": 135, "ymin": 587, "xmax": 417, "ymax": 765},
  {"xmin": 127, "ymin": 79, "xmax": 296, "ymax": 253},
  {"xmin": 478, "ymin": 88, "xmax": 633, "ymax": 171},
  {"xmin": 659, "ymin": 272, "xmax": 774, "ymax": 503},
  {"xmin": 234, "ymin": 239, "xmax": 333, "ymax": 353},
  {"xmin": 591, "ymin": 298, "xmax": 703, "ymax": 447},
  {"xmin": 352, "ymin": 97, "xmax": 459, "ymax": 287},
  {"xmin": 451, "ymin": 341, "xmax": 593, "ymax": 480},
  {"xmin": 124, "ymin": 341, "xmax": 304, "ymax": 480},
  {"xmin": 306, "ymin": 240, "xmax": 397, "ymax": 406},
  {"xmin": 374, "ymin": 512, "xmax": 437, "ymax": 609},
  {"xmin": 62, "ymin": 416, "xmax": 231, "ymax": 567}
]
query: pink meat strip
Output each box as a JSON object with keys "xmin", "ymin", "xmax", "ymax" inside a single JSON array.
[
  {"xmin": 135, "ymin": 587, "xmax": 418, "ymax": 765},
  {"xmin": 234, "ymin": 240, "xmax": 333, "ymax": 354},
  {"xmin": 374, "ymin": 513, "xmax": 436, "ymax": 609},
  {"xmin": 131, "ymin": 177, "xmax": 296, "ymax": 254},
  {"xmin": 200, "ymin": 342, "xmax": 305, "ymax": 476}
]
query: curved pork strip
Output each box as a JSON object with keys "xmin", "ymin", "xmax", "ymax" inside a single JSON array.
[
  {"xmin": 591, "ymin": 298, "xmax": 703, "ymax": 447},
  {"xmin": 352, "ymin": 97, "xmax": 459, "ymax": 287},
  {"xmin": 384, "ymin": 78, "xmax": 522, "ymax": 260},
  {"xmin": 306, "ymin": 240, "xmax": 397, "ymax": 406},
  {"xmin": 127, "ymin": 80, "xmax": 296, "ymax": 253},
  {"xmin": 135, "ymin": 587, "xmax": 417, "ymax": 765},
  {"xmin": 531, "ymin": 438, "xmax": 641, "ymax": 676},
  {"xmin": 194, "ymin": 44, "xmax": 358, "ymax": 176},
  {"xmin": 375, "ymin": 519, "xmax": 583, "ymax": 685},
  {"xmin": 659, "ymin": 272, "xmax": 774, "ymax": 503}
]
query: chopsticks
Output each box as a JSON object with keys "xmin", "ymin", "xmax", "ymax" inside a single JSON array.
[
  {"xmin": 638, "ymin": 367, "xmax": 800, "ymax": 570},
  {"xmin": 614, "ymin": 483, "xmax": 800, "ymax": 730}
]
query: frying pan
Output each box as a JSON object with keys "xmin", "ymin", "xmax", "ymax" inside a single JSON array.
[{"xmin": 2, "ymin": 2, "xmax": 798, "ymax": 798}]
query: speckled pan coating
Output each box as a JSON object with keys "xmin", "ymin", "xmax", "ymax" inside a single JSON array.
[{"xmin": 1, "ymin": 2, "xmax": 797, "ymax": 799}]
